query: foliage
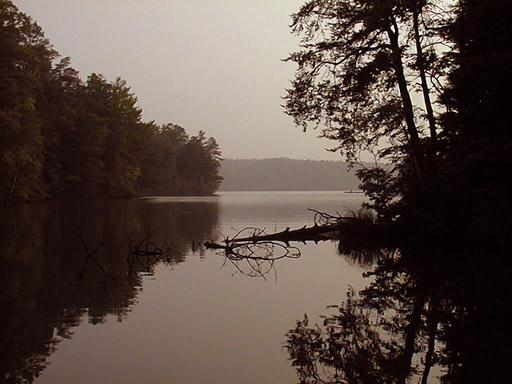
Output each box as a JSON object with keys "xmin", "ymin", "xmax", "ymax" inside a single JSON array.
[
  {"xmin": 0, "ymin": 1, "xmax": 222, "ymax": 202},
  {"xmin": 438, "ymin": 0, "xmax": 512, "ymax": 244},
  {"xmin": 284, "ymin": 0, "xmax": 456, "ymax": 218},
  {"xmin": 286, "ymin": 0, "xmax": 510, "ymax": 246},
  {"xmin": 139, "ymin": 125, "xmax": 223, "ymax": 196},
  {"xmin": 0, "ymin": 0, "xmax": 55, "ymax": 200},
  {"xmin": 285, "ymin": 0, "xmax": 451, "ymax": 155}
]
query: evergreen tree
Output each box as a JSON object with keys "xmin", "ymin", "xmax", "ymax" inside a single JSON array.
[
  {"xmin": 177, "ymin": 131, "xmax": 223, "ymax": 195},
  {"xmin": 139, "ymin": 123, "xmax": 188, "ymax": 195}
]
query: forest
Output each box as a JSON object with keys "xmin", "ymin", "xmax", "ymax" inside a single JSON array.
[
  {"xmin": 0, "ymin": 1, "xmax": 222, "ymax": 202},
  {"xmin": 284, "ymin": 0, "xmax": 511, "ymax": 247}
]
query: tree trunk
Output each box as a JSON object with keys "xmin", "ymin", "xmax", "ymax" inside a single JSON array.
[
  {"xmin": 399, "ymin": 288, "xmax": 428, "ymax": 384},
  {"xmin": 413, "ymin": 7, "xmax": 437, "ymax": 144},
  {"xmin": 387, "ymin": 24, "xmax": 427, "ymax": 178},
  {"xmin": 421, "ymin": 295, "xmax": 439, "ymax": 384}
]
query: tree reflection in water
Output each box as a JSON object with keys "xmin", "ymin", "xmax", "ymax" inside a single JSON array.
[
  {"xmin": 0, "ymin": 200, "xmax": 218, "ymax": 384},
  {"xmin": 285, "ymin": 240, "xmax": 510, "ymax": 384},
  {"xmin": 2, "ymin": 200, "xmax": 509, "ymax": 384}
]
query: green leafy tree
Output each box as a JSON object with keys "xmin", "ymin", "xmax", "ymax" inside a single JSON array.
[
  {"xmin": 84, "ymin": 75, "xmax": 150, "ymax": 197},
  {"xmin": 138, "ymin": 123, "xmax": 188, "ymax": 195},
  {"xmin": 0, "ymin": 0, "xmax": 55, "ymax": 200},
  {"xmin": 176, "ymin": 131, "xmax": 223, "ymax": 195},
  {"xmin": 38, "ymin": 58, "xmax": 108, "ymax": 197},
  {"xmin": 0, "ymin": 1, "xmax": 223, "ymax": 201}
]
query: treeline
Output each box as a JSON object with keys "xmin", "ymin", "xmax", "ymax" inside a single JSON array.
[
  {"xmin": 220, "ymin": 158, "xmax": 360, "ymax": 191},
  {"xmin": 0, "ymin": 1, "xmax": 222, "ymax": 202}
]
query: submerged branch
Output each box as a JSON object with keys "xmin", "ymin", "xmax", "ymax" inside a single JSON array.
[
  {"xmin": 204, "ymin": 208, "xmax": 392, "ymax": 277},
  {"xmin": 127, "ymin": 228, "xmax": 174, "ymax": 274},
  {"xmin": 205, "ymin": 227, "xmax": 304, "ymax": 279}
]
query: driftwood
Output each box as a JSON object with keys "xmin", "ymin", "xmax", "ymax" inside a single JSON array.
[
  {"xmin": 205, "ymin": 223, "xmax": 340, "ymax": 249},
  {"xmin": 204, "ymin": 207, "xmax": 350, "ymax": 250},
  {"xmin": 203, "ymin": 210, "xmax": 360, "ymax": 279},
  {"xmin": 203, "ymin": 223, "xmax": 340, "ymax": 279},
  {"xmin": 204, "ymin": 226, "xmax": 306, "ymax": 279},
  {"xmin": 203, "ymin": 223, "xmax": 341, "ymax": 279}
]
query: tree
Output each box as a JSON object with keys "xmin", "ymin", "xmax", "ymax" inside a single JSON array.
[
  {"xmin": 284, "ymin": 0, "xmax": 454, "ymax": 215},
  {"xmin": 0, "ymin": 0, "xmax": 223, "ymax": 201},
  {"xmin": 138, "ymin": 123, "xmax": 188, "ymax": 195},
  {"xmin": 84, "ymin": 74, "xmax": 151, "ymax": 197},
  {"xmin": 176, "ymin": 130, "xmax": 223, "ymax": 195},
  {"xmin": 138, "ymin": 125, "xmax": 223, "ymax": 196},
  {"xmin": 439, "ymin": 0, "xmax": 512, "ymax": 243},
  {"xmin": 38, "ymin": 58, "xmax": 108, "ymax": 197},
  {"xmin": 0, "ymin": 0, "xmax": 55, "ymax": 200}
]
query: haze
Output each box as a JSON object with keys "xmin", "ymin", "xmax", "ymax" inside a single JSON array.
[{"xmin": 14, "ymin": 0, "xmax": 340, "ymax": 161}]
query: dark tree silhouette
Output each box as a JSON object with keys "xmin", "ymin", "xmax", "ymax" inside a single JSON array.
[
  {"xmin": 285, "ymin": 241, "xmax": 511, "ymax": 384},
  {"xmin": 284, "ymin": 0, "xmax": 452, "ymax": 176}
]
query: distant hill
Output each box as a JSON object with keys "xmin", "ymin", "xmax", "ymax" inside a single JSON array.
[{"xmin": 219, "ymin": 158, "xmax": 361, "ymax": 191}]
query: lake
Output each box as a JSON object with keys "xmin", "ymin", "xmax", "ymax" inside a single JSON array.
[{"xmin": 1, "ymin": 191, "xmax": 367, "ymax": 384}]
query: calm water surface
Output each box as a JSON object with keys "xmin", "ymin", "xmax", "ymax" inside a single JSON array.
[{"xmin": 1, "ymin": 191, "xmax": 366, "ymax": 384}]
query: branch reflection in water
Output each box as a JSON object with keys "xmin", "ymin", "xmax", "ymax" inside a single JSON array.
[
  {"xmin": 0, "ymin": 199, "xmax": 219, "ymax": 384},
  {"xmin": 209, "ymin": 213, "xmax": 510, "ymax": 384},
  {"xmin": 2, "ymin": 198, "xmax": 508, "ymax": 384},
  {"xmin": 206, "ymin": 227, "xmax": 301, "ymax": 280}
]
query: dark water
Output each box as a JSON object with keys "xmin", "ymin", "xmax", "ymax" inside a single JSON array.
[{"xmin": 1, "ymin": 192, "xmax": 366, "ymax": 384}]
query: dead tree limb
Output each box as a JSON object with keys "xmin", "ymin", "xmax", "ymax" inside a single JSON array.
[
  {"xmin": 127, "ymin": 228, "xmax": 173, "ymax": 275},
  {"xmin": 205, "ymin": 227, "xmax": 302, "ymax": 279},
  {"xmin": 206, "ymin": 223, "xmax": 341, "ymax": 248}
]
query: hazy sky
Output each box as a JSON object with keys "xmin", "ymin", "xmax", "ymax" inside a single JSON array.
[{"xmin": 15, "ymin": 0, "xmax": 342, "ymax": 161}]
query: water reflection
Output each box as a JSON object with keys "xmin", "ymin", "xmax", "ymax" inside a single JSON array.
[
  {"xmin": 285, "ymin": 241, "xmax": 510, "ymax": 383},
  {"xmin": 4, "ymin": 193, "xmax": 506, "ymax": 384},
  {"xmin": 0, "ymin": 199, "xmax": 218, "ymax": 383}
]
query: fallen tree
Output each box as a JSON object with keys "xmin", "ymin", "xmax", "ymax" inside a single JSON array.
[{"xmin": 205, "ymin": 223, "xmax": 340, "ymax": 250}]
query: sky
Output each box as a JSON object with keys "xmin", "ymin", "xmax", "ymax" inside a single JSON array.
[{"xmin": 15, "ymin": 0, "xmax": 343, "ymax": 161}]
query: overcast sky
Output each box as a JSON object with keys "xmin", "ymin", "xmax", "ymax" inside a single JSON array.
[{"xmin": 15, "ymin": 0, "xmax": 342, "ymax": 161}]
